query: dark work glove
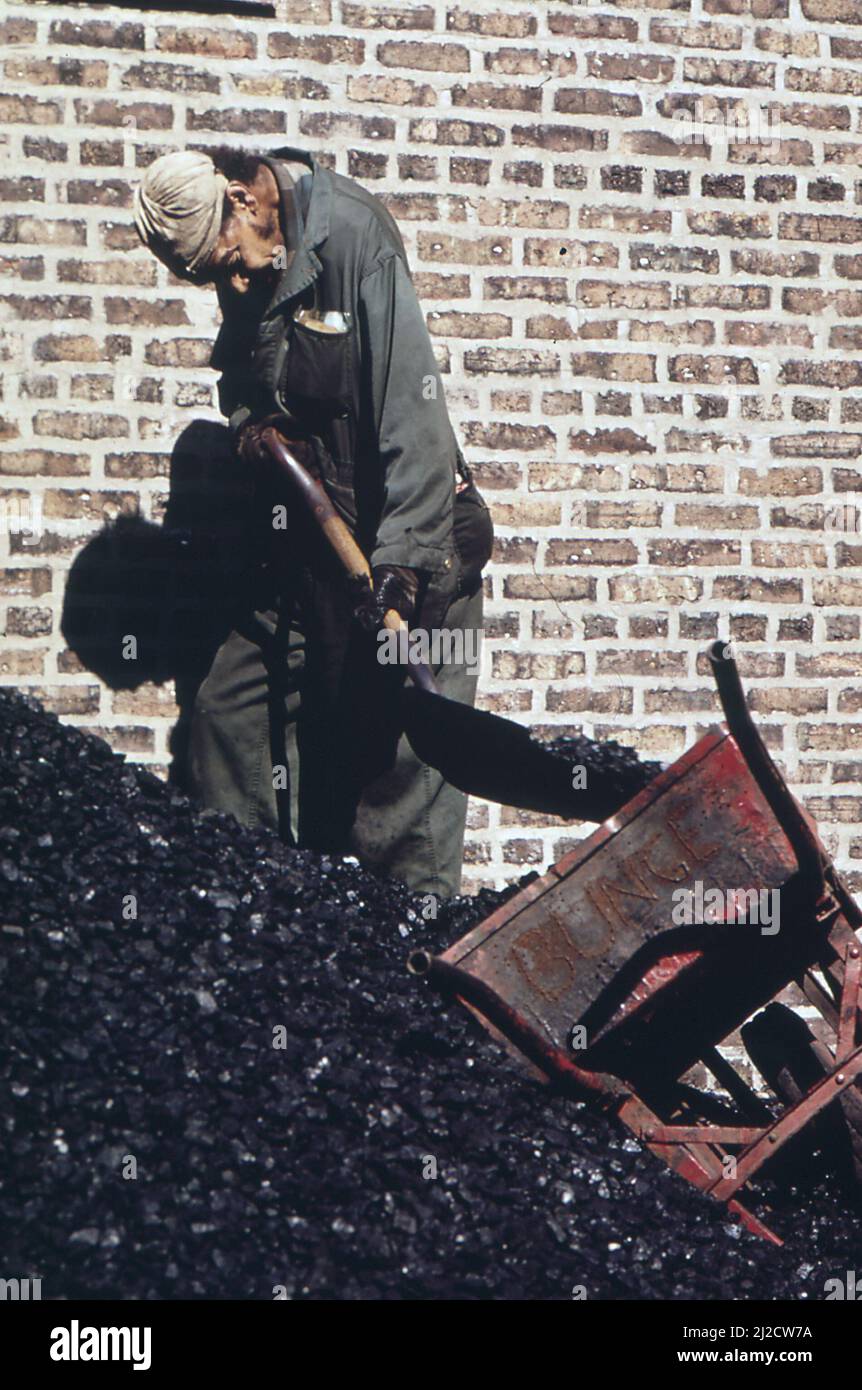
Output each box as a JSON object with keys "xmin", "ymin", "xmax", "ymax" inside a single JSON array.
[
  {"xmin": 236, "ymin": 414, "xmax": 317, "ymax": 476},
  {"xmin": 353, "ymin": 565, "xmax": 420, "ymax": 634}
]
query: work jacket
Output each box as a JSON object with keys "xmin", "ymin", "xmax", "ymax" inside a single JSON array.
[{"xmin": 210, "ymin": 146, "xmax": 466, "ymax": 619}]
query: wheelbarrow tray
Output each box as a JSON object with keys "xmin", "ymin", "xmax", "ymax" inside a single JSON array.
[{"xmin": 413, "ymin": 648, "xmax": 862, "ymax": 1245}]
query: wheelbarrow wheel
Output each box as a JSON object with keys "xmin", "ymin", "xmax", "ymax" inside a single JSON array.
[{"xmin": 742, "ymin": 1002, "xmax": 862, "ymax": 1186}]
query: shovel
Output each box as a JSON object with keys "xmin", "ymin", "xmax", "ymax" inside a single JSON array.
[{"xmin": 261, "ymin": 427, "xmax": 620, "ymax": 821}]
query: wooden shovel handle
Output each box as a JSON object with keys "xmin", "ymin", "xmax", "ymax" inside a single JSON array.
[{"xmin": 262, "ymin": 427, "xmax": 438, "ymax": 694}]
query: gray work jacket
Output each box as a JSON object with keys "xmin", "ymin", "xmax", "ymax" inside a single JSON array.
[{"xmin": 210, "ymin": 146, "xmax": 459, "ymax": 592}]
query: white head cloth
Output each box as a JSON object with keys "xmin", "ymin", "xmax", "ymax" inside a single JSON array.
[{"xmin": 133, "ymin": 150, "xmax": 228, "ymax": 276}]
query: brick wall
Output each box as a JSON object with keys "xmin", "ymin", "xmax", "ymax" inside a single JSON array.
[{"xmin": 2, "ymin": 0, "xmax": 862, "ymax": 893}]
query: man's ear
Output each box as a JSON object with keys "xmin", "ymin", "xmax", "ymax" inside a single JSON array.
[{"xmin": 226, "ymin": 181, "xmax": 257, "ymax": 217}]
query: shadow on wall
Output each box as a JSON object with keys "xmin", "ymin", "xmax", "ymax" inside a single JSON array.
[{"xmin": 61, "ymin": 419, "xmax": 258, "ymax": 785}]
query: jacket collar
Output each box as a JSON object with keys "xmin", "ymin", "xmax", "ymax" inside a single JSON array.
[{"xmin": 260, "ymin": 146, "xmax": 332, "ymax": 311}]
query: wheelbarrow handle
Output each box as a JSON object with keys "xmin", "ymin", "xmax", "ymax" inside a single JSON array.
[
  {"xmin": 708, "ymin": 639, "xmax": 825, "ymax": 899},
  {"xmin": 261, "ymin": 427, "xmax": 438, "ymax": 695}
]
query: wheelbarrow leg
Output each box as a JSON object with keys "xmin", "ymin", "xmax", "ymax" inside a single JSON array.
[{"xmin": 616, "ymin": 1094, "xmax": 783, "ymax": 1245}]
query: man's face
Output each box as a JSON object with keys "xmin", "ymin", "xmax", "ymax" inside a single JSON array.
[{"xmin": 199, "ymin": 171, "xmax": 282, "ymax": 297}]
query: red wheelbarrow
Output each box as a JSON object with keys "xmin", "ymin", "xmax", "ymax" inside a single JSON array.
[{"xmin": 409, "ymin": 642, "xmax": 862, "ymax": 1245}]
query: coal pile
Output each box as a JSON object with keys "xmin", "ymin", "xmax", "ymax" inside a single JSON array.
[
  {"xmin": 1, "ymin": 687, "xmax": 860, "ymax": 1301},
  {"xmin": 547, "ymin": 732, "xmax": 662, "ymax": 810}
]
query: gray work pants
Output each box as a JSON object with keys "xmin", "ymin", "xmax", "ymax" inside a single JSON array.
[{"xmin": 187, "ymin": 584, "xmax": 482, "ymax": 898}]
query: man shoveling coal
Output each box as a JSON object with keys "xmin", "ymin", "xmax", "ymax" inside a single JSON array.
[
  {"xmin": 63, "ymin": 145, "xmax": 656, "ymax": 898},
  {"xmin": 127, "ymin": 144, "xmax": 496, "ymax": 896}
]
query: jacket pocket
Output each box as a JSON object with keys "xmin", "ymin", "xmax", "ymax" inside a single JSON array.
[
  {"xmin": 453, "ymin": 478, "xmax": 494, "ymax": 597},
  {"xmin": 281, "ymin": 311, "xmax": 353, "ymax": 420}
]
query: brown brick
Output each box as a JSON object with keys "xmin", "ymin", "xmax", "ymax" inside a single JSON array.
[
  {"xmin": 651, "ymin": 18, "xmax": 742, "ymax": 44},
  {"xmin": 788, "ymin": 66, "xmax": 862, "ymax": 96},
  {"xmin": 688, "ymin": 210, "xmax": 771, "ymax": 238},
  {"xmin": 484, "ymin": 47, "xmax": 546, "ymax": 77},
  {"xmin": 428, "ymin": 310, "xmax": 510, "ymax": 338},
  {"xmin": 730, "ymin": 139, "xmax": 814, "ymax": 166},
  {"xmin": 0, "ymin": 178, "xmax": 43, "ymax": 203},
  {"xmin": 0, "ymin": 255, "xmax": 43, "ymax": 281},
  {"xmin": 524, "ymin": 237, "xmax": 617, "ymax": 268},
  {"xmin": 22, "ymin": 137, "xmax": 67, "ymax": 163},
  {"xmin": 492, "ymin": 652, "xmax": 585, "ymax": 680},
  {"xmin": 598, "ymin": 649, "xmax": 689, "ymax": 676},
  {"xmin": 631, "ymin": 243, "xmax": 720, "ymax": 274},
  {"xmin": 475, "ymin": 198, "xmax": 568, "ymax": 229},
  {"xmin": 0, "ymin": 567, "xmax": 51, "ymax": 597},
  {"xmin": 74, "ymin": 99, "xmax": 173, "ymax": 130},
  {"xmin": 142, "ymin": 337, "xmax": 216, "ymax": 370},
  {"xmin": 348, "ymin": 74, "xmax": 436, "ymax": 105},
  {"xmin": 546, "ymin": 537, "xmax": 639, "ymax": 565},
  {"xmin": 655, "ymin": 169, "xmax": 691, "ymax": 197},
  {"xmin": 758, "ymin": 25, "xmax": 818, "ymax": 54},
  {"xmin": 581, "ymin": 205, "xmax": 670, "ymax": 234},
  {"xmin": 452, "ymin": 82, "xmax": 543, "ymax": 112},
  {"xmin": 780, "ymin": 101, "xmax": 851, "ymax": 131},
  {"xmin": 836, "ymin": 254, "xmax": 862, "ymax": 279},
  {"xmin": 554, "ymin": 88, "xmax": 643, "ymax": 117},
  {"xmin": 448, "ymin": 6, "xmax": 535, "ymax": 36},
  {"xmin": 48, "ymin": 18, "xmax": 144, "ymax": 48},
  {"xmin": 780, "ymin": 360, "xmax": 862, "ymax": 388},
  {"xmin": 624, "ymin": 130, "xmax": 711, "ymax": 161},
  {"xmin": 702, "ymin": 173, "xmax": 746, "ymax": 198},
  {"xmin": 409, "ymin": 116, "xmax": 504, "ymax": 147},
  {"xmin": 0, "ymin": 294, "xmax": 90, "ymax": 321},
  {"xmin": 187, "ymin": 108, "xmax": 284, "ymax": 135},
  {"xmin": 550, "ymin": 13, "xmax": 638, "ymax": 39},
  {"xmin": 0, "ymin": 17, "xmax": 36, "ymax": 43},
  {"xmin": 503, "ymin": 574, "xmax": 596, "ymax": 601},
  {"xmin": 121, "ymin": 62, "xmax": 220, "ymax": 95},
  {"xmin": 33, "ymin": 413, "xmax": 130, "ymax": 441},
  {"xmin": 586, "ymin": 500, "xmax": 662, "ymax": 526},
  {"xmin": 65, "ymin": 180, "xmax": 131, "ymax": 209},
  {"xmin": 5, "ymin": 57, "xmax": 109, "ymax": 87},
  {"xmin": 649, "ymin": 538, "xmax": 741, "ymax": 565},
  {"xmin": 418, "ymin": 232, "xmax": 511, "ymax": 264},
  {"xmin": 463, "ymin": 421, "xmax": 555, "ymax": 451},
  {"xmin": 512, "ymin": 123, "xmax": 607, "ymax": 153},
  {"xmin": 570, "ymin": 352, "xmax": 657, "ymax": 382},
  {"xmin": 676, "ymin": 501, "xmax": 760, "ymax": 527},
  {"xmin": 0, "ymin": 96, "xmax": 62, "ymax": 125},
  {"xmin": 483, "ymin": 276, "xmax": 566, "ymax": 302},
  {"xmin": 780, "ymin": 212, "xmax": 862, "ymax": 242},
  {"xmin": 156, "ymin": 27, "xmax": 256, "ymax": 59},
  {"xmin": 589, "ymin": 50, "xmax": 675, "ymax": 81},
  {"xmin": 683, "ymin": 57, "xmax": 775, "ymax": 85},
  {"xmin": 6, "ymin": 606, "xmax": 52, "ymax": 637},
  {"xmin": 669, "ymin": 354, "xmax": 758, "ymax": 384},
  {"xmin": 379, "ymin": 38, "xmax": 469, "ymax": 69},
  {"xmin": 346, "ymin": 3, "xmax": 434, "ymax": 26},
  {"xmin": 547, "ymin": 688, "xmax": 634, "ymax": 714},
  {"xmin": 29, "ymin": 687, "xmax": 101, "ymax": 717},
  {"xmin": 506, "ymin": 159, "xmax": 545, "ymax": 188},
  {"xmin": 0, "ymin": 650, "xmax": 45, "ymax": 677},
  {"xmin": 722, "ymin": 310, "xmax": 791, "ymax": 345},
  {"xmin": 798, "ymin": 653, "xmax": 862, "ymax": 677},
  {"xmin": 771, "ymin": 433, "xmax": 861, "ymax": 458},
  {"xmin": 752, "ymin": 540, "xmax": 827, "ymax": 567},
  {"xmin": 57, "ymin": 259, "xmax": 156, "ymax": 288},
  {"xmin": 714, "ymin": 576, "xmax": 805, "ymax": 606},
  {"xmin": 268, "ymin": 33, "xmax": 364, "ymax": 63},
  {"xmin": 754, "ymin": 174, "xmax": 796, "ymax": 202},
  {"xmin": 568, "ymin": 427, "xmax": 656, "ymax": 455},
  {"xmin": 578, "ymin": 280, "xmax": 671, "ymax": 311}
]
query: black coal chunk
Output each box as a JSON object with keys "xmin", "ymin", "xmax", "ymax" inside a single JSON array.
[
  {"xmin": 546, "ymin": 732, "xmax": 662, "ymax": 810},
  {"xmin": 0, "ymin": 687, "xmax": 858, "ymax": 1300}
]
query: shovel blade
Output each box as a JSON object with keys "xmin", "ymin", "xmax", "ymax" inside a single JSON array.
[{"xmin": 399, "ymin": 686, "xmax": 586, "ymax": 819}]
